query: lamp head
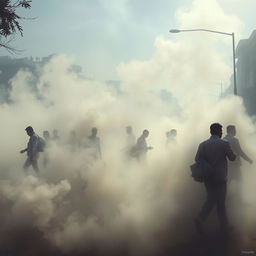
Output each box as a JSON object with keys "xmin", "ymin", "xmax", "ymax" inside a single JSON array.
[{"xmin": 169, "ymin": 29, "xmax": 180, "ymax": 33}]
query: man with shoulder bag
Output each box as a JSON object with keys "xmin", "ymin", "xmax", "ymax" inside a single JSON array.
[
  {"xmin": 193, "ymin": 123, "xmax": 236, "ymax": 235},
  {"xmin": 20, "ymin": 126, "xmax": 45, "ymax": 173}
]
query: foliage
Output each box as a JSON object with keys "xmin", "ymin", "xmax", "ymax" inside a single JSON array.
[{"xmin": 0, "ymin": 0, "xmax": 32, "ymax": 53}]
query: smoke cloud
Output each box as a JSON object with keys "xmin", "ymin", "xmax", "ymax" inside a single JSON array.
[{"xmin": 0, "ymin": 0, "xmax": 255, "ymax": 255}]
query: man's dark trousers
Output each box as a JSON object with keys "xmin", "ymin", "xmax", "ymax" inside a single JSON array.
[{"xmin": 198, "ymin": 179, "xmax": 228, "ymax": 228}]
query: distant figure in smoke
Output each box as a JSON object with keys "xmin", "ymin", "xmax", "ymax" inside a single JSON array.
[
  {"xmin": 124, "ymin": 126, "xmax": 136, "ymax": 158},
  {"xmin": 166, "ymin": 129, "xmax": 177, "ymax": 146},
  {"xmin": 20, "ymin": 126, "xmax": 41, "ymax": 173},
  {"xmin": 223, "ymin": 125, "xmax": 253, "ymax": 198},
  {"xmin": 132, "ymin": 129, "xmax": 153, "ymax": 162},
  {"xmin": 42, "ymin": 130, "xmax": 51, "ymax": 168},
  {"xmin": 126, "ymin": 126, "xmax": 136, "ymax": 147},
  {"xmin": 68, "ymin": 130, "xmax": 78, "ymax": 152},
  {"xmin": 194, "ymin": 123, "xmax": 236, "ymax": 235},
  {"xmin": 52, "ymin": 129, "xmax": 60, "ymax": 142},
  {"xmin": 87, "ymin": 127, "xmax": 102, "ymax": 160},
  {"xmin": 43, "ymin": 130, "xmax": 51, "ymax": 142}
]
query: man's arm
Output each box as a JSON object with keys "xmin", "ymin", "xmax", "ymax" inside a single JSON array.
[
  {"xmin": 234, "ymin": 139, "xmax": 252, "ymax": 164},
  {"xmin": 226, "ymin": 142, "xmax": 236, "ymax": 161}
]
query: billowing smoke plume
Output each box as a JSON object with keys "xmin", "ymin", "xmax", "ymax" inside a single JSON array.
[{"xmin": 0, "ymin": 0, "xmax": 255, "ymax": 255}]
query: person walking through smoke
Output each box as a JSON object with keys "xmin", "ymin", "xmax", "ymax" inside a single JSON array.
[
  {"xmin": 132, "ymin": 129, "xmax": 153, "ymax": 162},
  {"xmin": 87, "ymin": 127, "xmax": 102, "ymax": 160},
  {"xmin": 68, "ymin": 130, "xmax": 78, "ymax": 152},
  {"xmin": 194, "ymin": 123, "xmax": 236, "ymax": 235},
  {"xmin": 166, "ymin": 129, "xmax": 177, "ymax": 146},
  {"xmin": 124, "ymin": 126, "xmax": 136, "ymax": 159},
  {"xmin": 43, "ymin": 130, "xmax": 51, "ymax": 142},
  {"xmin": 42, "ymin": 130, "xmax": 51, "ymax": 168},
  {"xmin": 223, "ymin": 125, "xmax": 253, "ymax": 200},
  {"xmin": 20, "ymin": 126, "xmax": 43, "ymax": 173},
  {"xmin": 52, "ymin": 129, "xmax": 60, "ymax": 142}
]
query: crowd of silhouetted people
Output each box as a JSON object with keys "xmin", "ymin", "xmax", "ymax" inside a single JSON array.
[
  {"xmin": 20, "ymin": 125, "xmax": 178, "ymax": 174},
  {"xmin": 20, "ymin": 126, "xmax": 101, "ymax": 173},
  {"xmin": 20, "ymin": 123, "xmax": 254, "ymax": 237}
]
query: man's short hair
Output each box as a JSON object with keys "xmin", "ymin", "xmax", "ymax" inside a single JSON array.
[
  {"xmin": 25, "ymin": 126, "xmax": 34, "ymax": 132},
  {"xmin": 92, "ymin": 127, "xmax": 97, "ymax": 132},
  {"xmin": 170, "ymin": 129, "xmax": 177, "ymax": 134},
  {"xmin": 227, "ymin": 125, "xmax": 235, "ymax": 133},
  {"xmin": 210, "ymin": 123, "xmax": 222, "ymax": 135},
  {"xmin": 143, "ymin": 129, "xmax": 149, "ymax": 135}
]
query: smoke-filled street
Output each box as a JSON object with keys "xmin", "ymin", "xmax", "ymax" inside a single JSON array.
[{"xmin": 0, "ymin": 0, "xmax": 256, "ymax": 255}]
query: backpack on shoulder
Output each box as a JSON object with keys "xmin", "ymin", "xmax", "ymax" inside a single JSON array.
[{"xmin": 37, "ymin": 136, "xmax": 46, "ymax": 152}]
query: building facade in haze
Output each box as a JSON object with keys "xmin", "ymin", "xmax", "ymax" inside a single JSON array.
[
  {"xmin": 236, "ymin": 30, "xmax": 256, "ymax": 115},
  {"xmin": 0, "ymin": 54, "xmax": 84, "ymax": 103}
]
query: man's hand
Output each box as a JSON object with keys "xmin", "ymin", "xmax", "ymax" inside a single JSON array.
[{"xmin": 20, "ymin": 149, "xmax": 26, "ymax": 154}]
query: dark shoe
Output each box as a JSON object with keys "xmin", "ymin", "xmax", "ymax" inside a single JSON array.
[{"xmin": 194, "ymin": 218, "xmax": 204, "ymax": 236}]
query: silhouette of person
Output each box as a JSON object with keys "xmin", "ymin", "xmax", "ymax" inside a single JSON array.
[
  {"xmin": 20, "ymin": 126, "xmax": 40, "ymax": 173},
  {"xmin": 223, "ymin": 125, "xmax": 253, "ymax": 198},
  {"xmin": 42, "ymin": 130, "xmax": 50, "ymax": 168},
  {"xmin": 134, "ymin": 129, "xmax": 153, "ymax": 162},
  {"xmin": 52, "ymin": 129, "xmax": 60, "ymax": 141},
  {"xmin": 87, "ymin": 127, "xmax": 102, "ymax": 160},
  {"xmin": 124, "ymin": 126, "xmax": 136, "ymax": 158},
  {"xmin": 194, "ymin": 123, "xmax": 236, "ymax": 235},
  {"xmin": 170, "ymin": 129, "xmax": 177, "ymax": 140},
  {"xmin": 43, "ymin": 130, "xmax": 51, "ymax": 142},
  {"xmin": 68, "ymin": 130, "xmax": 78, "ymax": 152},
  {"xmin": 166, "ymin": 129, "xmax": 177, "ymax": 146}
]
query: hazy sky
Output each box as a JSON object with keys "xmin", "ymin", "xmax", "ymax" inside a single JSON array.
[{"xmin": 3, "ymin": 0, "xmax": 256, "ymax": 80}]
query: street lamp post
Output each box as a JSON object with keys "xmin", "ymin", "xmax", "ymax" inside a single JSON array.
[{"xmin": 169, "ymin": 29, "xmax": 237, "ymax": 95}]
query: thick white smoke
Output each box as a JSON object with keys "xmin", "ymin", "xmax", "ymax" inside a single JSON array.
[{"xmin": 0, "ymin": 0, "xmax": 255, "ymax": 255}]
